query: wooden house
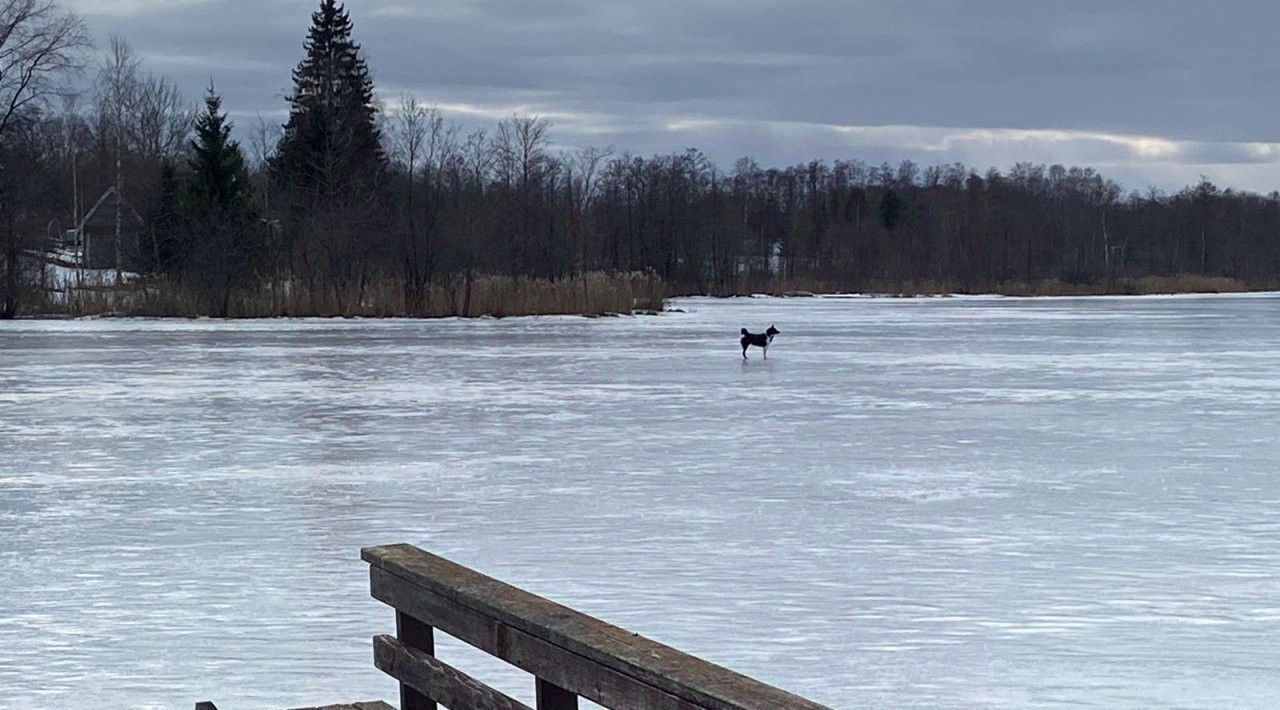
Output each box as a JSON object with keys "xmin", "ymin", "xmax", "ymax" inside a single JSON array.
[{"xmin": 76, "ymin": 187, "xmax": 145, "ymax": 271}]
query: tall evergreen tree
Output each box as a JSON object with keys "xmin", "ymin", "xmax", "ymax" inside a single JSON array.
[
  {"xmin": 273, "ymin": 0, "xmax": 385, "ymax": 203},
  {"xmin": 189, "ymin": 89, "xmax": 251, "ymax": 211},
  {"xmin": 186, "ymin": 85, "xmax": 259, "ymax": 316},
  {"xmin": 271, "ymin": 0, "xmax": 387, "ymax": 313}
]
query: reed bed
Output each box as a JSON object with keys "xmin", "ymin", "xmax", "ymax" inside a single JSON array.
[{"xmin": 36, "ymin": 271, "xmax": 668, "ymax": 319}]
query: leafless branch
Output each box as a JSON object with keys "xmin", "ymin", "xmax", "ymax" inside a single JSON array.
[{"xmin": 0, "ymin": 0, "xmax": 89, "ymax": 139}]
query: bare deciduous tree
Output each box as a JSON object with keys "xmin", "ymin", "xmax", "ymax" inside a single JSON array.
[
  {"xmin": 130, "ymin": 73, "xmax": 191, "ymax": 161},
  {"xmin": 0, "ymin": 0, "xmax": 87, "ymax": 140},
  {"xmin": 567, "ymin": 143, "xmax": 612, "ymax": 271},
  {"xmin": 388, "ymin": 94, "xmax": 460, "ymax": 311},
  {"xmin": 0, "ymin": 0, "xmax": 87, "ymax": 319},
  {"xmin": 248, "ymin": 113, "xmax": 281, "ymax": 169},
  {"xmin": 492, "ymin": 115, "xmax": 550, "ymax": 275},
  {"xmin": 86, "ymin": 37, "xmax": 192, "ymax": 278},
  {"xmin": 493, "ymin": 114, "xmax": 549, "ymax": 190},
  {"xmin": 94, "ymin": 35, "xmax": 138, "ymax": 144}
]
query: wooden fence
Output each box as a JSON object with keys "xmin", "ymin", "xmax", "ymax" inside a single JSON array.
[{"xmin": 365, "ymin": 543, "xmax": 831, "ymax": 710}]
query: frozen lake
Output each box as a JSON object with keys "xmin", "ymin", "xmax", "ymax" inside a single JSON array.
[{"xmin": 3, "ymin": 294, "xmax": 1280, "ymax": 709}]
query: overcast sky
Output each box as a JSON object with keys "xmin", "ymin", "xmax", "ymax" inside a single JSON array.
[{"xmin": 65, "ymin": 0, "xmax": 1280, "ymax": 193}]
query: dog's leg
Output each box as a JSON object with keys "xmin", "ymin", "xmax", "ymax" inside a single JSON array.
[
  {"xmin": 763, "ymin": 345, "xmax": 768, "ymax": 360},
  {"xmin": 742, "ymin": 344, "xmax": 748, "ymax": 360}
]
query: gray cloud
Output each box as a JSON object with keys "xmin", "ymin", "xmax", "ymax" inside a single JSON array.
[{"xmin": 64, "ymin": 0, "xmax": 1280, "ymax": 192}]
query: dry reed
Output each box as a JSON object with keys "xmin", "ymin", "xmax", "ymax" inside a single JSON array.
[{"xmin": 34, "ymin": 271, "xmax": 668, "ymax": 319}]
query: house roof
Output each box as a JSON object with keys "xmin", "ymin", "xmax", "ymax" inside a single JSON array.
[{"xmin": 79, "ymin": 187, "xmax": 145, "ymax": 232}]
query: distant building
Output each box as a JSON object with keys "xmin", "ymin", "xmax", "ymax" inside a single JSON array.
[
  {"xmin": 72, "ymin": 187, "xmax": 145, "ymax": 271},
  {"xmin": 736, "ymin": 239, "xmax": 785, "ymax": 276}
]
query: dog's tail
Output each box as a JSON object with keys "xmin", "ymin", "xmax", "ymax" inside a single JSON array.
[{"xmin": 740, "ymin": 327, "xmax": 749, "ymax": 336}]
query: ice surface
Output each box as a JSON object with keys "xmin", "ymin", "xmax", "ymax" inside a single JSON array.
[{"xmin": 2, "ymin": 294, "xmax": 1280, "ymax": 709}]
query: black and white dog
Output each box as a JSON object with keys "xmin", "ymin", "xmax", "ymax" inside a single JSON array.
[{"xmin": 740, "ymin": 325, "xmax": 780, "ymax": 360}]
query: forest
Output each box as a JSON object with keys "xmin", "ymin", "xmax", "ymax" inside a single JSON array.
[{"xmin": 2, "ymin": 0, "xmax": 1279, "ymax": 318}]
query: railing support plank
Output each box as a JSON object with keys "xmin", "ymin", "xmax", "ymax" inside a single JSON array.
[
  {"xmin": 397, "ymin": 611, "xmax": 437, "ymax": 710},
  {"xmin": 536, "ymin": 678, "xmax": 579, "ymax": 710},
  {"xmin": 375, "ymin": 635, "xmax": 533, "ymax": 710}
]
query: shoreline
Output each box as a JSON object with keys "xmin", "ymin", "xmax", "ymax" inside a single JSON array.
[{"xmin": 12, "ymin": 286, "xmax": 1277, "ymax": 321}]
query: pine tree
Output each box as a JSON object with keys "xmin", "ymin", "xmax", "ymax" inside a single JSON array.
[
  {"xmin": 273, "ymin": 0, "xmax": 385, "ymax": 202},
  {"xmin": 186, "ymin": 85, "xmax": 259, "ymax": 316}
]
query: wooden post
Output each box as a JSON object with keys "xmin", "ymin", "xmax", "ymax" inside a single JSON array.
[
  {"xmin": 535, "ymin": 678, "xmax": 578, "ymax": 710},
  {"xmin": 397, "ymin": 611, "xmax": 437, "ymax": 710}
]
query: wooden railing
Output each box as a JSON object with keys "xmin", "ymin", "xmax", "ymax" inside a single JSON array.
[{"xmin": 364, "ymin": 543, "xmax": 831, "ymax": 710}]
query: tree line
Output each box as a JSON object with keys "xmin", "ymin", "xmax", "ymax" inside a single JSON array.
[{"xmin": 2, "ymin": 0, "xmax": 1279, "ymax": 318}]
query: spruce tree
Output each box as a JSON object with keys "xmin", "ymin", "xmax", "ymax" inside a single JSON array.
[
  {"xmin": 273, "ymin": 0, "xmax": 385, "ymax": 202},
  {"xmin": 186, "ymin": 86, "xmax": 259, "ymax": 316},
  {"xmin": 189, "ymin": 89, "xmax": 252, "ymax": 213}
]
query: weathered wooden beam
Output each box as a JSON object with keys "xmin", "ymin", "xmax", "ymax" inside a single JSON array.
[
  {"xmin": 371, "ymin": 566, "xmax": 700, "ymax": 710},
  {"xmin": 204, "ymin": 701, "xmax": 392, "ymax": 709},
  {"xmin": 397, "ymin": 611, "xmax": 437, "ymax": 710},
  {"xmin": 364, "ymin": 544, "xmax": 830, "ymax": 710},
  {"xmin": 374, "ymin": 635, "xmax": 533, "ymax": 710}
]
